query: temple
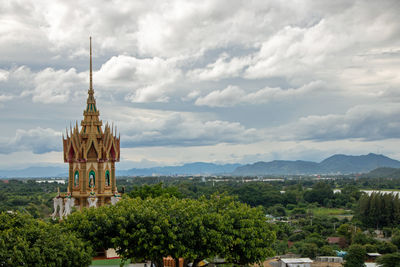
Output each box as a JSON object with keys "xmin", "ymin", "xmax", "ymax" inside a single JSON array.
[{"xmin": 62, "ymin": 37, "xmax": 120, "ymax": 210}]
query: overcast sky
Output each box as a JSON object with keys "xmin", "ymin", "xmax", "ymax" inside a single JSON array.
[{"xmin": 1, "ymin": 0, "xmax": 400, "ymax": 169}]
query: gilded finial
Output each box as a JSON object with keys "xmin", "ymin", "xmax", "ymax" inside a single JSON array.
[{"xmin": 90, "ymin": 36, "xmax": 93, "ymax": 92}]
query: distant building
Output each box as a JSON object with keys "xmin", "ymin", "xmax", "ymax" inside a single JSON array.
[
  {"xmin": 36, "ymin": 179, "xmax": 66, "ymax": 184},
  {"xmin": 366, "ymin": 253, "xmax": 381, "ymax": 262},
  {"xmin": 276, "ymin": 258, "xmax": 313, "ymax": 267},
  {"xmin": 312, "ymin": 256, "xmax": 343, "ymax": 267}
]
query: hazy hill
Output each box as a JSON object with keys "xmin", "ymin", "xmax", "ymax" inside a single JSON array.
[
  {"xmin": 233, "ymin": 153, "xmax": 400, "ymax": 175},
  {"xmin": 2, "ymin": 153, "xmax": 400, "ymax": 178},
  {"xmin": 0, "ymin": 166, "xmax": 67, "ymax": 178},
  {"xmin": 319, "ymin": 153, "xmax": 400, "ymax": 173},
  {"xmin": 0, "ymin": 163, "xmax": 241, "ymax": 178},
  {"xmin": 362, "ymin": 167, "xmax": 400, "ymax": 179},
  {"xmin": 117, "ymin": 162, "xmax": 242, "ymax": 176},
  {"xmin": 233, "ymin": 160, "xmax": 319, "ymax": 175}
]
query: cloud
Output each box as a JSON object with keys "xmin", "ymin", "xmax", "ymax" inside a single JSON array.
[
  {"xmin": 0, "ymin": 127, "xmax": 61, "ymax": 154},
  {"xmin": 135, "ymin": 0, "xmax": 272, "ymax": 57},
  {"xmin": 276, "ymin": 105, "xmax": 400, "ymax": 141},
  {"xmin": 96, "ymin": 55, "xmax": 182, "ymax": 102},
  {"xmin": 0, "ymin": 69, "xmax": 9, "ymax": 81},
  {"xmin": 106, "ymin": 108, "xmax": 260, "ymax": 147},
  {"xmin": 243, "ymin": 2, "xmax": 400, "ymax": 85},
  {"xmin": 0, "ymin": 66, "xmax": 34, "ymax": 95},
  {"xmin": 194, "ymin": 85, "xmax": 244, "ymax": 107},
  {"xmin": 1, "ymin": 0, "xmax": 400, "ymax": 167},
  {"xmin": 30, "ymin": 68, "xmax": 86, "ymax": 103},
  {"xmin": 96, "ymin": 55, "xmax": 181, "ymax": 85},
  {"xmin": 0, "ymin": 95, "xmax": 14, "ymax": 103},
  {"xmin": 0, "ymin": 66, "xmax": 86, "ymax": 104},
  {"xmin": 194, "ymin": 81, "xmax": 325, "ymax": 107},
  {"xmin": 181, "ymin": 90, "xmax": 200, "ymax": 102},
  {"xmin": 124, "ymin": 85, "xmax": 169, "ymax": 103},
  {"xmin": 187, "ymin": 53, "xmax": 250, "ymax": 81}
]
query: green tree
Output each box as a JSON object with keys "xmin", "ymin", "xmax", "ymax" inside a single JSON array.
[
  {"xmin": 127, "ymin": 182, "xmax": 182, "ymax": 199},
  {"xmin": 358, "ymin": 193, "xmax": 400, "ymax": 228},
  {"xmin": 62, "ymin": 204, "xmax": 117, "ymax": 251},
  {"xmin": 63, "ymin": 195, "xmax": 275, "ymax": 267},
  {"xmin": 352, "ymin": 232, "xmax": 373, "ymax": 245},
  {"xmin": 337, "ymin": 223, "xmax": 352, "ymax": 240},
  {"xmin": 272, "ymin": 240, "xmax": 288, "ymax": 255},
  {"xmin": 291, "ymin": 242, "xmax": 319, "ymax": 258},
  {"xmin": 376, "ymin": 252, "xmax": 400, "ymax": 267},
  {"xmin": 0, "ymin": 212, "xmax": 92, "ymax": 266},
  {"xmin": 319, "ymin": 245, "xmax": 335, "ymax": 256},
  {"xmin": 216, "ymin": 195, "xmax": 275, "ymax": 265},
  {"xmin": 304, "ymin": 233, "xmax": 326, "ymax": 248},
  {"xmin": 364, "ymin": 244, "xmax": 377, "ymax": 253},
  {"xmin": 304, "ymin": 182, "xmax": 334, "ymax": 206},
  {"xmin": 378, "ymin": 242, "xmax": 398, "ymax": 254},
  {"xmin": 267, "ymin": 204, "xmax": 287, "ymax": 217},
  {"xmin": 344, "ymin": 244, "xmax": 366, "ymax": 267},
  {"xmin": 391, "ymin": 234, "xmax": 400, "ymax": 249}
]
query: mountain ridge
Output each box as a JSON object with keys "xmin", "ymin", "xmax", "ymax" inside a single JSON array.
[
  {"xmin": 118, "ymin": 162, "xmax": 241, "ymax": 176},
  {"xmin": 1, "ymin": 153, "xmax": 399, "ymax": 178},
  {"xmin": 234, "ymin": 153, "xmax": 400, "ymax": 175}
]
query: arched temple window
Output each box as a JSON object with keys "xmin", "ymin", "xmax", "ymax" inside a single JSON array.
[
  {"xmin": 89, "ymin": 170, "xmax": 95, "ymax": 188},
  {"xmin": 105, "ymin": 170, "xmax": 110, "ymax": 187},
  {"xmin": 74, "ymin": 170, "xmax": 79, "ymax": 187}
]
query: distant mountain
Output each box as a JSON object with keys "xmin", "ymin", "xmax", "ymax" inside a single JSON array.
[
  {"xmin": 233, "ymin": 153, "xmax": 400, "ymax": 175},
  {"xmin": 362, "ymin": 167, "xmax": 400, "ymax": 178},
  {"xmin": 234, "ymin": 160, "xmax": 319, "ymax": 175},
  {"xmin": 117, "ymin": 162, "xmax": 241, "ymax": 176},
  {"xmin": 2, "ymin": 153, "xmax": 399, "ymax": 178},
  {"xmin": 0, "ymin": 162, "xmax": 240, "ymax": 178},
  {"xmin": 0, "ymin": 166, "xmax": 67, "ymax": 178},
  {"xmin": 319, "ymin": 153, "xmax": 400, "ymax": 173}
]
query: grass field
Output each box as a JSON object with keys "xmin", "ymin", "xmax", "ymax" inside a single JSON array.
[
  {"xmin": 311, "ymin": 207, "xmax": 352, "ymax": 216},
  {"xmin": 90, "ymin": 258, "xmax": 130, "ymax": 266}
]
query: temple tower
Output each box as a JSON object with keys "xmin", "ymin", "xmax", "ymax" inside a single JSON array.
[{"xmin": 62, "ymin": 37, "xmax": 120, "ymax": 209}]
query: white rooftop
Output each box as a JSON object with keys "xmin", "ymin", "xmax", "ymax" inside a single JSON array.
[
  {"xmin": 367, "ymin": 253, "xmax": 382, "ymax": 257},
  {"xmin": 281, "ymin": 258, "xmax": 313, "ymax": 263}
]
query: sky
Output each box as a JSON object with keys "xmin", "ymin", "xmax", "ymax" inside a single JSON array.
[{"xmin": 1, "ymin": 0, "xmax": 400, "ymax": 169}]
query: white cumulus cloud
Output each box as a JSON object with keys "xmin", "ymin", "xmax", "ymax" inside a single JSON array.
[
  {"xmin": 195, "ymin": 81, "xmax": 325, "ymax": 107},
  {"xmin": 0, "ymin": 127, "xmax": 61, "ymax": 154}
]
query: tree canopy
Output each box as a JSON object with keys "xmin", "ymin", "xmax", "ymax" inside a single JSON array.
[
  {"xmin": 0, "ymin": 212, "xmax": 92, "ymax": 267},
  {"xmin": 304, "ymin": 182, "xmax": 334, "ymax": 206},
  {"xmin": 344, "ymin": 244, "xmax": 366, "ymax": 267},
  {"xmin": 376, "ymin": 252, "xmax": 400, "ymax": 267},
  {"xmin": 358, "ymin": 192, "xmax": 400, "ymax": 228},
  {"xmin": 63, "ymin": 194, "xmax": 275, "ymax": 266},
  {"xmin": 127, "ymin": 182, "xmax": 182, "ymax": 199}
]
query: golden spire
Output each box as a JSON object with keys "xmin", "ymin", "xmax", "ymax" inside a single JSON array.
[
  {"xmin": 89, "ymin": 36, "xmax": 93, "ymax": 92},
  {"xmin": 85, "ymin": 36, "xmax": 98, "ymax": 115}
]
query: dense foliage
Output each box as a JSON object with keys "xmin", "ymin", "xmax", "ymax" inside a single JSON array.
[
  {"xmin": 376, "ymin": 252, "xmax": 400, "ymax": 267},
  {"xmin": 5, "ymin": 174, "xmax": 400, "ymax": 264},
  {"xmin": 344, "ymin": 244, "xmax": 366, "ymax": 267},
  {"xmin": 63, "ymin": 195, "xmax": 275, "ymax": 266},
  {"xmin": 358, "ymin": 192, "xmax": 400, "ymax": 228},
  {"xmin": 0, "ymin": 180, "xmax": 65, "ymax": 217},
  {"xmin": 127, "ymin": 182, "xmax": 182, "ymax": 199},
  {"xmin": 0, "ymin": 212, "xmax": 92, "ymax": 266}
]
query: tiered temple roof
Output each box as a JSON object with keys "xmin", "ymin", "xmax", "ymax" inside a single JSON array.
[{"xmin": 63, "ymin": 37, "xmax": 120, "ymax": 165}]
